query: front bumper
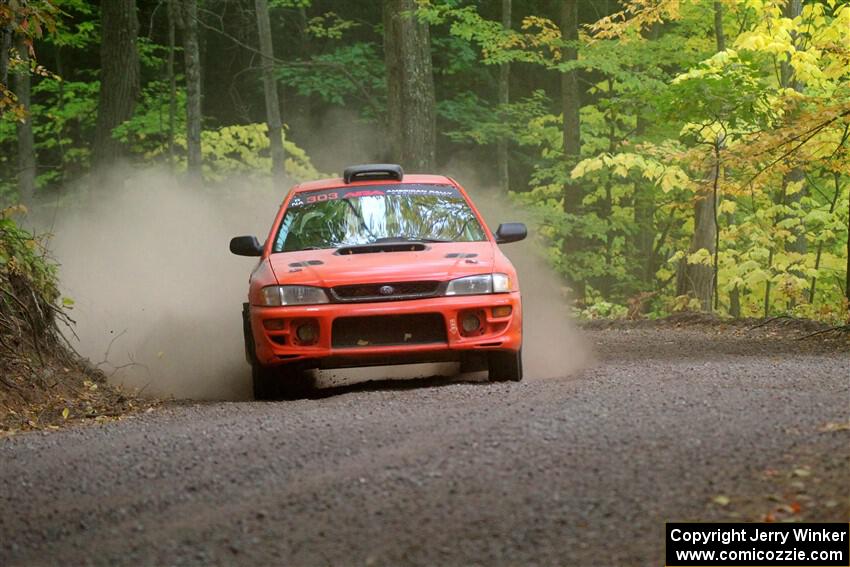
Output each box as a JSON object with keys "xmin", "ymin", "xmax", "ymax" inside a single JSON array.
[{"xmin": 249, "ymin": 292, "xmax": 522, "ymax": 368}]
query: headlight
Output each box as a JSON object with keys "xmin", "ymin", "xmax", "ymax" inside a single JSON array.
[
  {"xmin": 445, "ymin": 273, "xmax": 512, "ymax": 296},
  {"xmin": 260, "ymin": 285, "xmax": 329, "ymax": 306}
]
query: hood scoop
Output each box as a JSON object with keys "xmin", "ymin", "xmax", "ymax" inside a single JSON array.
[
  {"xmin": 289, "ymin": 260, "xmax": 324, "ymax": 267},
  {"xmin": 445, "ymin": 252, "xmax": 478, "ymax": 259},
  {"xmin": 336, "ymin": 243, "xmax": 426, "ymax": 255}
]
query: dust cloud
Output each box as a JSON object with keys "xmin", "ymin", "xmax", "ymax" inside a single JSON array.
[
  {"xmin": 47, "ymin": 168, "xmax": 276, "ymax": 400},
  {"xmin": 450, "ymin": 167, "xmax": 593, "ymax": 380},
  {"xmin": 45, "ymin": 163, "xmax": 589, "ymax": 401}
]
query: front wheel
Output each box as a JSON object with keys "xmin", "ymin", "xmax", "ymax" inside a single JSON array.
[
  {"xmin": 488, "ymin": 349, "xmax": 523, "ymax": 382},
  {"xmin": 252, "ymin": 363, "xmax": 316, "ymax": 401},
  {"xmin": 252, "ymin": 364, "xmax": 279, "ymax": 400}
]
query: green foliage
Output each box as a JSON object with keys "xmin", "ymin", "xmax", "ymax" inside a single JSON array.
[
  {"xmin": 1, "ymin": 0, "xmax": 846, "ymax": 325},
  {"xmin": 277, "ymin": 43, "xmax": 385, "ymax": 116},
  {"xmin": 113, "ymin": 82, "xmax": 185, "ymax": 156},
  {"xmin": 0, "ymin": 78, "xmax": 99, "ymax": 202},
  {"xmin": 0, "ymin": 207, "xmax": 59, "ymax": 309}
]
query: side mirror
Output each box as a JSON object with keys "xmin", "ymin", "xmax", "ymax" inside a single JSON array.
[
  {"xmin": 230, "ymin": 235, "xmax": 263, "ymax": 257},
  {"xmin": 495, "ymin": 223, "xmax": 527, "ymax": 244}
]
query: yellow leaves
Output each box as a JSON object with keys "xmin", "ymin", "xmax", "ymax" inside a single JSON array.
[
  {"xmin": 784, "ymin": 180, "xmax": 805, "ymax": 196},
  {"xmin": 820, "ymin": 421, "xmax": 850, "ymax": 433},
  {"xmin": 571, "ymin": 152, "xmax": 692, "ymax": 193},
  {"xmin": 61, "ymin": 408, "xmax": 70, "ymax": 420},
  {"xmin": 588, "ymin": 0, "xmax": 682, "ymax": 40},
  {"xmin": 712, "ymin": 495, "xmax": 731, "ymax": 507},
  {"xmin": 162, "ymin": 123, "xmax": 325, "ymax": 183},
  {"xmin": 658, "ymin": 167, "xmax": 691, "ymax": 193},
  {"xmin": 687, "ymin": 248, "xmax": 713, "ymax": 266},
  {"xmin": 717, "ymin": 200, "xmax": 736, "ymax": 215},
  {"xmin": 1, "ymin": 204, "xmax": 28, "ymax": 218},
  {"xmin": 734, "ymin": 0, "xmax": 850, "ymax": 91},
  {"xmin": 571, "ymin": 157, "xmax": 604, "ymax": 178}
]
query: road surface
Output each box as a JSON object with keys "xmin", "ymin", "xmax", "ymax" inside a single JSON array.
[{"xmin": 2, "ymin": 322, "xmax": 848, "ymax": 566}]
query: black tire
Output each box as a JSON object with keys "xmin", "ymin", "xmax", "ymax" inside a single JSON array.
[
  {"xmin": 459, "ymin": 352, "xmax": 487, "ymax": 373},
  {"xmin": 277, "ymin": 367, "xmax": 316, "ymax": 401},
  {"xmin": 252, "ymin": 364, "xmax": 279, "ymax": 400},
  {"xmin": 488, "ymin": 349, "xmax": 523, "ymax": 382},
  {"xmin": 242, "ymin": 303, "xmax": 255, "ymax": 364},
  {"xmin": 252, "ymin": 364, "xmax": 316, "ymax": 401}
]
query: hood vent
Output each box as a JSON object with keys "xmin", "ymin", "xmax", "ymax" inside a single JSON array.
[
  {"xmin": 289, "ymin": 260, "xmax": 324, "ymax": 267},
  {"xmin": 445, "ymin": 253, "xmax": 478, "ymax": 259},
  {"xmin": 336, "ymin": 243, "xmax": 426, "ymax": 255}
]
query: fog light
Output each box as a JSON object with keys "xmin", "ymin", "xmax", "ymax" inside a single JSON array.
[
  {"xmin": 492, "ymin": 306, "xmax": 512, "ymax": 318},
  {"xmin": 263, "ymin": 318, "xmax": 286, "ymax": 331},
  {"xmin": 296, "ymin": 321, "xmax": 318, "ymax": 344},
  {"xmin": 461, "ymin": 313, "xmax": 481, "ymax": 333}
]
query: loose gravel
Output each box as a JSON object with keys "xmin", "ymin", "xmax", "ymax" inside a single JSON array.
[{"xmin": 1, "ymin": 323, "xmax": 848, "ymax": 566}]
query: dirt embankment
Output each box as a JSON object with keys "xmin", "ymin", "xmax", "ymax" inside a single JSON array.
[{"xmin": 0, "ymin": 215, "xmax": 153, "ymax": 435}]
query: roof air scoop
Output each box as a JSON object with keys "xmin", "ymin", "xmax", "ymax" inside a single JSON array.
[
  {"xmin": 343, "ymin": 164, "xmax": 404, "ymax": 184},
  {"xmin": 336, "ymin": 242, "xmax": 425, "ymax": 255}
]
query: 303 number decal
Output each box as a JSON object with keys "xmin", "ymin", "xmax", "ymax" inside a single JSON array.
[{"xmin": 305, "ymin": 192, "xmax": 339, "ymax": 204}]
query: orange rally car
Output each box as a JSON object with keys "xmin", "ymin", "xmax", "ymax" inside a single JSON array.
[{"xmin": 230, "ymin": 164, "xmax": 527, "ymax": 400}]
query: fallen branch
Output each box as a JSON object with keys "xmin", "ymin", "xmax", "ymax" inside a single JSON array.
[
  {"xmin": 796, "ymin": 325, "xmax": 850, "ymax": 341},
  {"xmin": 748, "ymin": 315, "xmax": 794, "ymax": 330}
]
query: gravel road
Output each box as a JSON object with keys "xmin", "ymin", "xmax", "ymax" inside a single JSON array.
[{"xmin": 2, "ymin": 322, "xmax": 848, "ymax": 566}]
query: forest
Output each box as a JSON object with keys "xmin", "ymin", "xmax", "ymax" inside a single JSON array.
[{"xmin": 1, "ymin": 0, "xmax": 849, "ymax": 323}]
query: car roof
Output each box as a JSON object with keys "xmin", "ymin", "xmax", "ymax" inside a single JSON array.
[{"xmin": 291, "ymin": 174, "xmax": 456, "ymax": 193}]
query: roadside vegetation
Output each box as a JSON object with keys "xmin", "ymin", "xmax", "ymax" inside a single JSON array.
[
  {"xmin": 0, "ymin": 205, "xmax": 148, "ymax": 433},
  {"xmin": 0, "ymin": 0, "xmax": 848, "ymax": 340}
]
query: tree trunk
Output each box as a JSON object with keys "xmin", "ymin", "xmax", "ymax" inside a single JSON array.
[
  {"xmin": 92, "ymin": 0, "xmax": 139, "ymax": 168},
  {"xmin": 167, "ymin": 0, "xmax": 177, "ymax": 167},
  {"xmin": 382, "ymin": 0, "xmax": 436, "ymax": 171},
  {"xmin": 632, "ymin": 22, "xmax": 661, "ymax": 289},
  {"xmin": 496, "ymin": 0, "xmax": 511, "ymax": 193},
  {"xmin": 14, "ymin": 34, "xmax": 35, "ymax": 207},
  {"xmin": 560, "ymin": 0, "xmax": 584, "ymax": 301},
  {"xmin": 255, "ymin": 0, "xmax": 286, "ymax": 180},
  {"xmin": 676, "ymin": 1, "xmax": 724, "ymax": 311},
  {"xmin": 676, "ymin": 172, "xmax": 717, "ymax": 311},
  {"xmin": 846, "ymin": 187, "xmax": 850, "ymax": 305},
  {"xmin": 780, "ymin": 0, "xmax": 807, "ymax": 282},
  {"xmin": 181, "ymin": 0, "xmax": 202, "ymax": 182},
  {"xmin": 0, "ymin": 23, "xmax": 10, "ymax": 88},
  {"xmin": 383, "ymin": 2, "xmax": 402, "ymax": 163},
  {"xmin": 713, "ymin": 1, "xmax": 725, "ymax": 51}
]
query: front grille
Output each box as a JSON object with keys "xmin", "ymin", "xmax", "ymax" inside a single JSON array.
[
  {"xmin": 330, "ymin": 281, "xmax": 440, "ymax": 302},
  {"xmin": 332, "ymin": 314, "xmax": 447, "ymax": 348}
]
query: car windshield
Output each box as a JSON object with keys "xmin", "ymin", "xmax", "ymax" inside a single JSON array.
[{"xmin": 272, "ymin": 184, "xmax": 486, "ymax": 253}]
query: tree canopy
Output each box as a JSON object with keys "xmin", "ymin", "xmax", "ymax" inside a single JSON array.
[{"xmin": 0, "ymin": 0, "xmax": 847, "ymax": 323}]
